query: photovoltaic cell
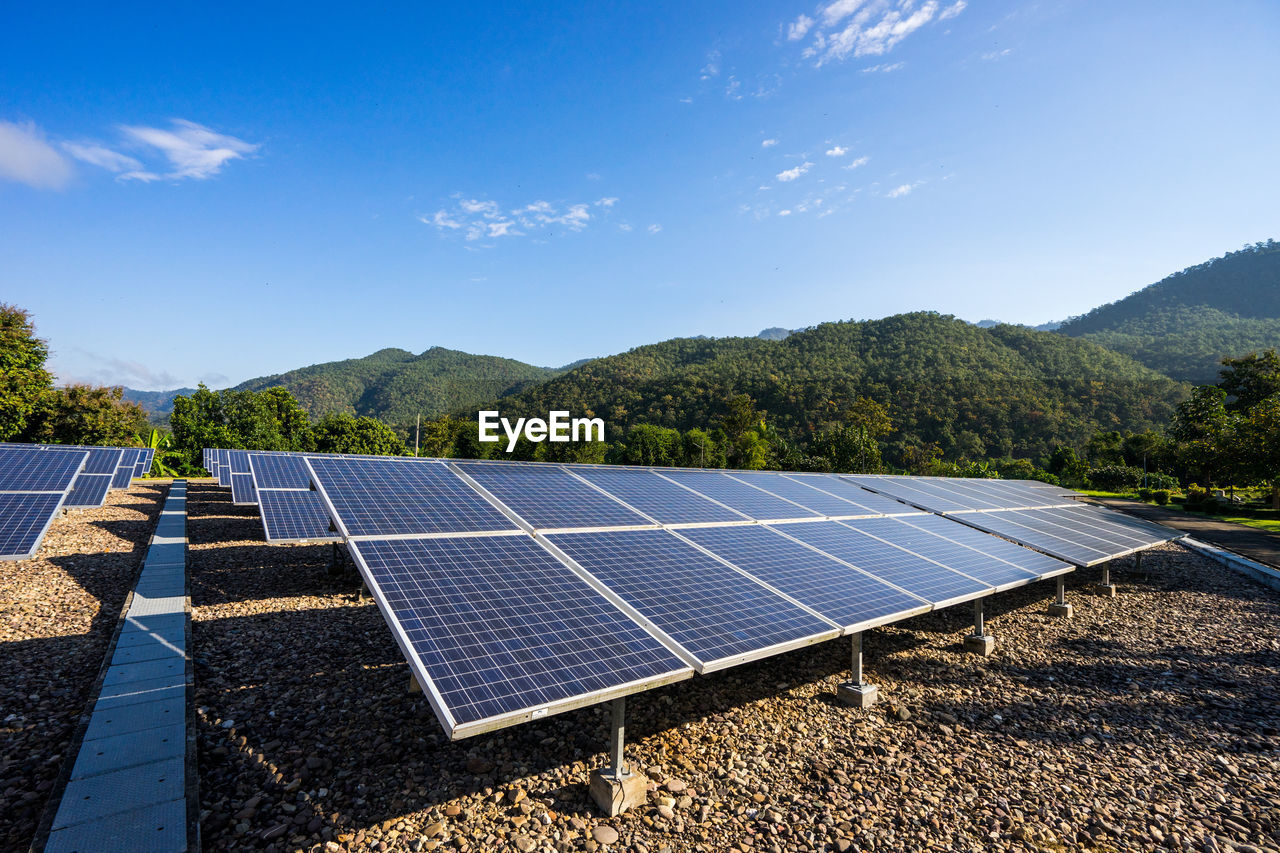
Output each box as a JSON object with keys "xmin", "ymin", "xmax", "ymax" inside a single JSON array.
[
  {"xmin": 79, "ymin": 447, "xmax": 124, "ymax": 476},
  {"xmin": 64, "ymin": 474, "xmax": 114, "ymax": 509},
  {"xmin": 0, "ymin": 446, "xmax": 87, "ymax": 492},
  {"xmin": 307, "ymin": 457, "xmax": 518, "ymax": 537},
  {"xmin": 355, "ymin": 535, "xmax": 690, "ymax": 734},
  {"xmin": 0, "ymin": 493, "xmax": 66, "ymax": 559},
  {"xmin": 657, "ymin": 470, "xmax": 821, "ymax": 521},
  {"xmin": 677, "ymin": 524, "xmax": 928, "ymax": 629},
  {"xmin": 231, "ymin": 473, "xmax": 258, "ymax": 505},
  {"xmin": 727, "ymin": 471, "xmax": 892, "ymax": 517},
  {"xmin": 112, "ymin": 448, "xmax": 141, "ymax": 489},
  {"xmin": 844, "ymin": 517, "xmax": 1042, "ymax": 590},
  {"xmin": 249, "ymin": 453, "xmax": 312, "ymax": 490},
  {"xmin": 456, "ymin": 462, "xmax": 651, "ymax": 530},
  {"xmin": 846, "ymin": 476, "xmax": 1001, "ymax": 513},
  {"xmin": 955, "ymin": 511, "xmax": 1114, "ymax": 566},
  {"xmin": 257, "ymin": 489, "xmax": 338, "ymax": 543},
  {"xmin": 798, "ymin": 475, "xmax": 920, "ymax": 516},
  {"xmin": 218, "ymin": 450, "xmax": 232, "ymax": 487},
  {"xmin": 897, "ymin": 513, "xmax": 1071, "ymax": 579},
  {"xmin": 568, "ymin": 467, "xmax": 746, "ymax": 524},
  {"xmin": 774, "ymin": 520, "xmax": 992, "ymax": 604},
  {"xmin": 1051, "ymin": 505, "xmax": 1180, "ymax": 544},
  {"xmin": 546, "ymin": 528, "xmax": 836, "ymax": 669},
  {"xmin": 133, "ymin": 448, "xmax": 154, "ymax": 478}
]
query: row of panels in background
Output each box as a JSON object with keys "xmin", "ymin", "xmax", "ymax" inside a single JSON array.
[
  {"xmin": 0, "ymin": 444, "xmax": 155, "ymax": 560},
  {"xmin": 202, "ymin": 448, "xmax": 1183, "ymax": 740}
]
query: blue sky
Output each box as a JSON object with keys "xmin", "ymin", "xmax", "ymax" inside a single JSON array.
[{"xmin": 3, "ymin": 1, "xmax": 1279, "ymax": 390}]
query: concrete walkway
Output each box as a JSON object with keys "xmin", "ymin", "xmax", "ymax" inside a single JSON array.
[
  {"xmin": 43, "ymin": 481, "xmax": 193, "ymax": 853},
  {"xmin": 1092, "ymin": 496, "xmax": 1280, "ymax": 570}
]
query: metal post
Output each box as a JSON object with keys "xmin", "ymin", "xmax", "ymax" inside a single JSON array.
[
  {"xmin": 609, "ymin": 697, "xmax": 627, "ymax": 776},
  {"xmin": 1056, "ymin": 576, "xmax": 1066, "ymax": 606},
  {"xmin": 973, "ymin": 597, "xmax": 984, "ymax": 637},
  {"xmin": 850, "ymin": 632, "xmax": 863, "ymax": 686},
  {"xmin": 1101, "ymin": 561, "xmax": 1111, "ymax": 587},
  {"xmin": 1135, "ymin": 551, "xmax": 1144, "ymax": 572}
]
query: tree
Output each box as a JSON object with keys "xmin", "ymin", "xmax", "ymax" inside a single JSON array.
[
  {"xmin": 1219, "ymin": 350, "xmax": 1280, "ymax": 412},
  {"xmin": 312, "ymin": 412, "xmax": 406, "ymax": 456},
  {"xmin": 616, "ymin": 424, "xmax": 682, "ymax": 467},
  {"xmin": 1169, "ymin": 386, "xmax": 1231, "ymax": 487},
  {"xmin": 23, "ymin": 385, "xmax": 148, "ymax": 446},
  {"xmin": 1086, "ymin": 431, "xmax": 1124, "ymax": 466},
  {"xmin": 1229, "ymin": 394, "xmax": 1280, "ymax": 507},
  {"xmin": 681, "ymin": 428, "xmax": 724, "ymax": 468},
  {"xmin": 1048, "ymin": 445, "xmax": 1090, "ymax": 486},
  {"xmin": 0, "ymin": 304, "xmax": 53, "ymax": 440}
]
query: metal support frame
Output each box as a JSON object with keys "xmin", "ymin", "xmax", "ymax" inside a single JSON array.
[
  {"xmin": 1135, "ymin": 551, "xmax": 1144, "ymax": 572},
  {"xmin": 1055, "ymin": 576, "xmax": 1066, "ymax": 606},
  {"xmin": 1101, "ymin": 561, "xmax": 1111, "ymax": 587},
  {"xmin": 609, "ymin": 697, "xmax": 627, "ymax": 776},
  {"xmin": 972, "ymin": 597, "xmax": 985, "ymax": 638},
  {"xmin": 963, "ymin": 597, "xmax": 995, "ymax": 656},
  {"xmin": 836, "ymin": 631, "xmax": 877, "ymax": 707},
  {"xmin": 850, "ymin": 632, "xmax": 864, "ymax": 686}
]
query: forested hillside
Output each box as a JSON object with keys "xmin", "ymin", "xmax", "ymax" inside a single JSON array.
[
  {"xmin": 234, "ymin": 346, "xmax": 563, "ymax": 427},
  {"xmin": 490, "ymin": 313, "xmax": 1186, "ymax": 463},
  {"xmin": 1057, "ymin": 241, "xmax": 1280, "ymax": 383}
]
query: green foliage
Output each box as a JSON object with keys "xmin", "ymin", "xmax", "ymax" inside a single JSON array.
[
  {"xmin": 312, "ymin": 412, "xmax": 407, "ymax": 456},
  {"xmin": 136, "ymin": 428, "xmax": 188, "ymax": 477},
  {"xmin": 1152, "ymin": 489, "xmax": 1172, "ymax": 505},
  {"xmin": 0, "ymin": 304, "xmax": 53, "ymax": 440},
  {"xmin": 492, "ymin": 314, "xmax": 1183, "ymax": 467},
  {"xmin": 1219, "ymin": 349, "xmax": 1280, "ymax": 412},
  {"xmin": 615, "ymin": 424, "xmax": 683, "ymax": 467},
  {"xmin": 235, "ymin": 346, "xmax": 564, "ymax": 430},
  {"xmin": 1048, "ymin": 446, "xmax": 1090, "ymax": 487},
  {"xmin": 1145, "ymin": 472, "xmax": 1178, "ymax": 490},
  {"xmin": 1058, "ymin": 240, "xmax": 1280, "ymax": 384},
  {"xmin": 23, "ymin": 384, "xmax": 148, "ymax": 446},
  {"xmin": 170, "ymin": 385, "xmax": 320, "ymax": 469},
  {"xmin": 1088, "ymin": 464, "xmax": 1144, "ymax": 491},
  {"xmin": 1170, "ymin": 386, "xmax": 1230, "ymax": 485}
]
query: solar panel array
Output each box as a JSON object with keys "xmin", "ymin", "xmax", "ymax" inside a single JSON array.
[
  {"xmin": 0, "ymin": 445, "xmax": 89, "ymax": 560},
  {"xmin": 201, "ymin": 450, "xmax": 1184, "ymax": 740},
  {"xmin": 850, "ymin": 476, "xmax": 1184, "ymax": 566}
]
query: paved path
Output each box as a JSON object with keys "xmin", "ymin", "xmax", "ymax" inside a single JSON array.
[
  {"xmin": 44, "ymin": 480, "xmax": 192, "ymax": 853},
  {"xmin": 1092, "ymin": 496, "xmax": 1280, "ymax": 570}
]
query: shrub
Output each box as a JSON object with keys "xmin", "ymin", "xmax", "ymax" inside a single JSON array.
[
  {"xmin": 1144, "ymin": 472, "xmax": 1178, "ymax": 491},
  {"xmin": 1137, "ymin": 487, "xmax": 1153, "ymax": 502},
  {"xmin": 1089, "ymin": 464, "xmax": 1144, "ymax": 491},
  {"xmin": 1184, "ymin": 485, "xmax": 1210, "ymax": 507},
  {"xmin": 1152, "ymin": 489, "xmax": 1171, "ymax": 505}
]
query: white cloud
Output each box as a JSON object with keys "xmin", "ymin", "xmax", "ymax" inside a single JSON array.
[
  {"xmin": 826, "ymin": 145, "xmax": 848, "ymax": 157},
  {"xmin": 861, "ymin": 61, "xmax": 905, "ymax": 73},
  {"xmin": 118, "ymin": 119, "xmax": 256, "ymax": 181},
  {"xmin": 725, "ymin": 76, "xmax": 742, "ymax": 100},
  {"xmin": 844, "ymin": 155, "xmax": 870, "ymax": 169},
  {"xmin": 776, "ymin": 161, "xmax": 814, "ymax": 182},
  {"xmin": 618, "ymin": 223, "xmax": 633, "ymax": 232},
  {"xmin": 59, "ymin": 349, "xmax": 183, "ymax": 390},
  {"xmin": 778, "ymin": 209, "xmax": 793, "ymax": 216},
  {"xmin": 762, "ymin": 138, "xmax": 779, "ymax": 148},
  {"xmin": 425, "ymin": 194, "xmax": 617, "ymax": 244},
  {"xmin": 791, "ymin": 0, "xmax": 961, "ymax": 66},
  {"xmin": 886, "ymin": 179, "xmax": 924, "ymax": 198},
  {"xmin": 701, "ymin": 50, "xmax": 721, "ymax": 79},
  {"xmin": 647, "ymin": 224, "xmax": 662, "ymax": 233},
  {"xmin": 788, "ymin": 13, "xmax": 815, "ymax": 40},
  {"xmin": 982, "ymin": 48, "xmax": 1012, "ymax": 60},
  {"xmin": 0, "ymin": 121, "xmax": 73, "ymax": 190},
  {"xmin": 61, "ymin": 141, "xmax": 142, "ymax": 174}
]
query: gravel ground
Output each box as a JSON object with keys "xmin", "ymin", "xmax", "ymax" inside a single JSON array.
[
  {"xmin": 0, "ymin": 481, "xmax": 167, "ymax": 850},
  {"xmin": 189, "ymin": 482, "xmax": 1280, "ymax": 853}
]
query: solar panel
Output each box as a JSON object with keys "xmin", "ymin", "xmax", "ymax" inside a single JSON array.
[
  {"xmin": 726, "ymin": 471, "xmax": 898, "ymax": 518},
  {"xmin": 1052, "ymin": 504, "xmax": 1181, "ymax": 543},
  {"xmin": 843, "ymin": 517, "xmax": 1052, "ymax": 590},
  {"xmin": 896, "ymin": 513, "xmax": 1072, "ymax": 579},
  {"xmin": 217, "ymin": 449, "xmax": 232, "ymax": 487},
  {"xmin": 846, "ymin": 476, "xmax": 1002, "ymax": 513},
  {"xmin": 454, "ymin": 462, "xmax": 652, "ymax": 530},
  {"xmin": 954, "ymin": 510, "xmax": 1122, "ymax": 566},
  {"xmin": 773, "ymin": 520, "xmax": 992, "ymax": 605},
  {"xmin": 676, "ymin": 525, "xmax": 929, "ymax": 630},
  {"xmin": 546, "ymin": 528, "xmax": 838, "ymax": 671},
  {"xmin": 257, "ymin": 489, "xmax": 340, "ymax": 543},
  {"xmin": 63, "ymin": 474, "xmax": 114, "ymax": 509},
  {"xmin": 568, "ymin": 466, "xmax": 747, "ymax": 525},
  {"xmin": 231, "ymin": 473, "xmax": 258, "ymax": 506},
  {"xmin": 0, "ymin": 446, "xmax": 89, "ymax": 492},
  {"xmin": 248, "ymin": 452, "xmax": 312, "ymax": 490},
  {"xmin": 847, "ymin": 475, "xmax": 1078, "ymax": 513},
  {"xmin": 352, "ymin": 535, "xmax": 692, "ymax": 738},
  {"xmin": 133, "ymin": 448, "xmax": 154, "ymax": 478},
  {"xmin": 657, "ymin": 470, "xmax": 822, "ymax": 521},
  {"xmin": 111, "ymin": 448, "xmax": 141, "ymax": 489},
  {"xmin": 797, "ymin": 475, "xmax": 920, "ymax": 516},
  {"xmin": 0, "ymin": 493, "xmax": 68, "ymax": 560},
  {"xmin": 307, "ymin": 457, "xmax": 518, "ymax": 537}
]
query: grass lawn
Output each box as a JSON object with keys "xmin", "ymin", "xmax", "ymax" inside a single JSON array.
[{"xmin": 1177, "ymin": 505, "xmax": 1280, "ymax": 534}]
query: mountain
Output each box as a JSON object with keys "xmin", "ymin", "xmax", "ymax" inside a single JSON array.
[
  {"xmin": 120, "ymin": 387, "xmax": 196, "ymax": 424},
  {"xmin": 1056, "ymin": 240, "xmax": 1280, "ymax": 384},
  {"xmin": 756, "ymin": 327, "xmax": 794, "ymax": 341},
  {"xmin": 233, "ymin": 346, "xmax": 563, "ymax": 427},
  {"xmin": 490, "ymin": 312, "xmax": 1186, "ymax": 462}
]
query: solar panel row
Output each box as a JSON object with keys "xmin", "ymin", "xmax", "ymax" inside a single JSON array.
[{"xmin": 0, "ymin": 445, "xmax": 89, "ymax": 560}]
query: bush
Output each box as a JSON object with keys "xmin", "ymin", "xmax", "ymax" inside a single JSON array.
[
  {"xmin": 1184, "ymin": 485, "xmax": 1210, "ymax": 508},
  {"xmin": 1152, "ymin": 489, "xmax": 1171, "ymax": 505},
  {"xmin": 1144, "ymin": 472, "xmax": 1179, "ymax": 491},
  {"xmin": 1137, "ymin": 487, "xmax": 1153, "ymax": 502},
  {"xmin": 1088, "ymin": 464, "xmax": 1144, "ymax": 491}
]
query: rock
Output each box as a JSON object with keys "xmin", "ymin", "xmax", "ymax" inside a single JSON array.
[
  {"xmin": 664, "ymin": 779, "xmax": 687, "ymax": 794},
  {"xmin": 506, "ymin": 788, "xmax": 526, "ymax": 805},
  {"xmin": 466, "ymin": 757, "xmax": 494, "ymax": 774},
  {"xmin": 593, "ymin": 825, "xmax": 620, "ymax": 845}
]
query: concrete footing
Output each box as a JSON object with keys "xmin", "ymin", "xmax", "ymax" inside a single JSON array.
[
  {"xmin": 408, "ymin": 673, "xmax": 422, "ymax": 694},
  {"xmin": 589, "ymin": 768, "xmax": 647, "ymax": 816},
  {"xmin": 836, "ymin": 682, "xmax": 878, "ymax": 709},
  {"xmin": 1047, "ymin": 602, "xmax": 1074, "ymax": 618},
  {"xmin": 1093, "ymin": 583, "xmax": 1118, "ymax": 598},
  {"xmin": 963, "ymin": 634, "xmax": 995, "ymax": 656}
]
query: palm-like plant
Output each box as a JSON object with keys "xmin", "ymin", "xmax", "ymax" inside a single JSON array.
[{"xmin": 134, "ymin": 428, "xmax": 184, "ymax": 477}]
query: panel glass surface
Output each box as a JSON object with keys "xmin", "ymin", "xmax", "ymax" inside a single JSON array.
[
  {"xmin": 357, "ymin": 535, "xmax": 690, "ymax": 729},
  {"xmin": 133, "ymin": 449, "xmax": 154, "ymax": 478},
  {"xmin": 569, "ymin": 467, "xmax": 745, "ymax": 524},
  {"xmin": 0, "ymin": 493, "xmax": 65, "ymax": 559},
  {"xmin": 250, "ymin": 453, "xmax": 312, "ymax": 490},
  {"xmin": 897, "ymin": 513, "xmax": 1071, "ymax": 579},
  {"xmin": 218, "ymin": 450, "xmax": 232, "ymax": 486},
  {"xmin": 547, "ymin": 528, "xmax": 834, "ymax": 666},
  {"xmin": 257, "ymin": 489, "xmax": 338, "ymax": 542},
  {"xmin": 774, "ymin": 520, "xmax": 992, "ymax": 603},
  {"xmin": 308, "ymin": 457, "xmax": 518, "ymax": 537},
  {"xmin": 957, "ymin": 511, "xmax": 1112, "ymax": 566},
  {"xmin": 456, "ymin": 463, "xmax": 651, "ymax": 530},
  {"xmin": 727, "ymin": 472, "xmax": 890, "ymax": 517},
  {"xmin": 1052, "ymin": 505, "xmax": 1181, "ymax": 544},
  {"xmin": 658, "ymin": 470, "xmax": 821, "ymax": 521},
  {"xmin": 112, "ymin": 448, "xmax": 141, "ymax": 489},
  {"xmin": 677, "ymin": 525, "xmax": 926, "ymax": 628},
  {"xmin": 79, "ymin": 447, "xmax": 123, "ymax": 476},
  {"xmin": 801, "ymin": 475, "xmax": 920, "ymax": 516},
  {"xmin": 0, "ymin": 446, "xmax": 87, "ymax": 492},
  {"xmin": 845, "ymin": 476, "xmax": 977, "ymax": 514},
  {"xmin": 231, "ymin": 473, "xmax": 258, "ymax": 505},
  {"xmin": 845, "ymin": 517, "xmax": 1042, "ymax": 588},
  {"xmin": 65, "ymin": 474, "xmax": 114, "ymax": 508}
]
